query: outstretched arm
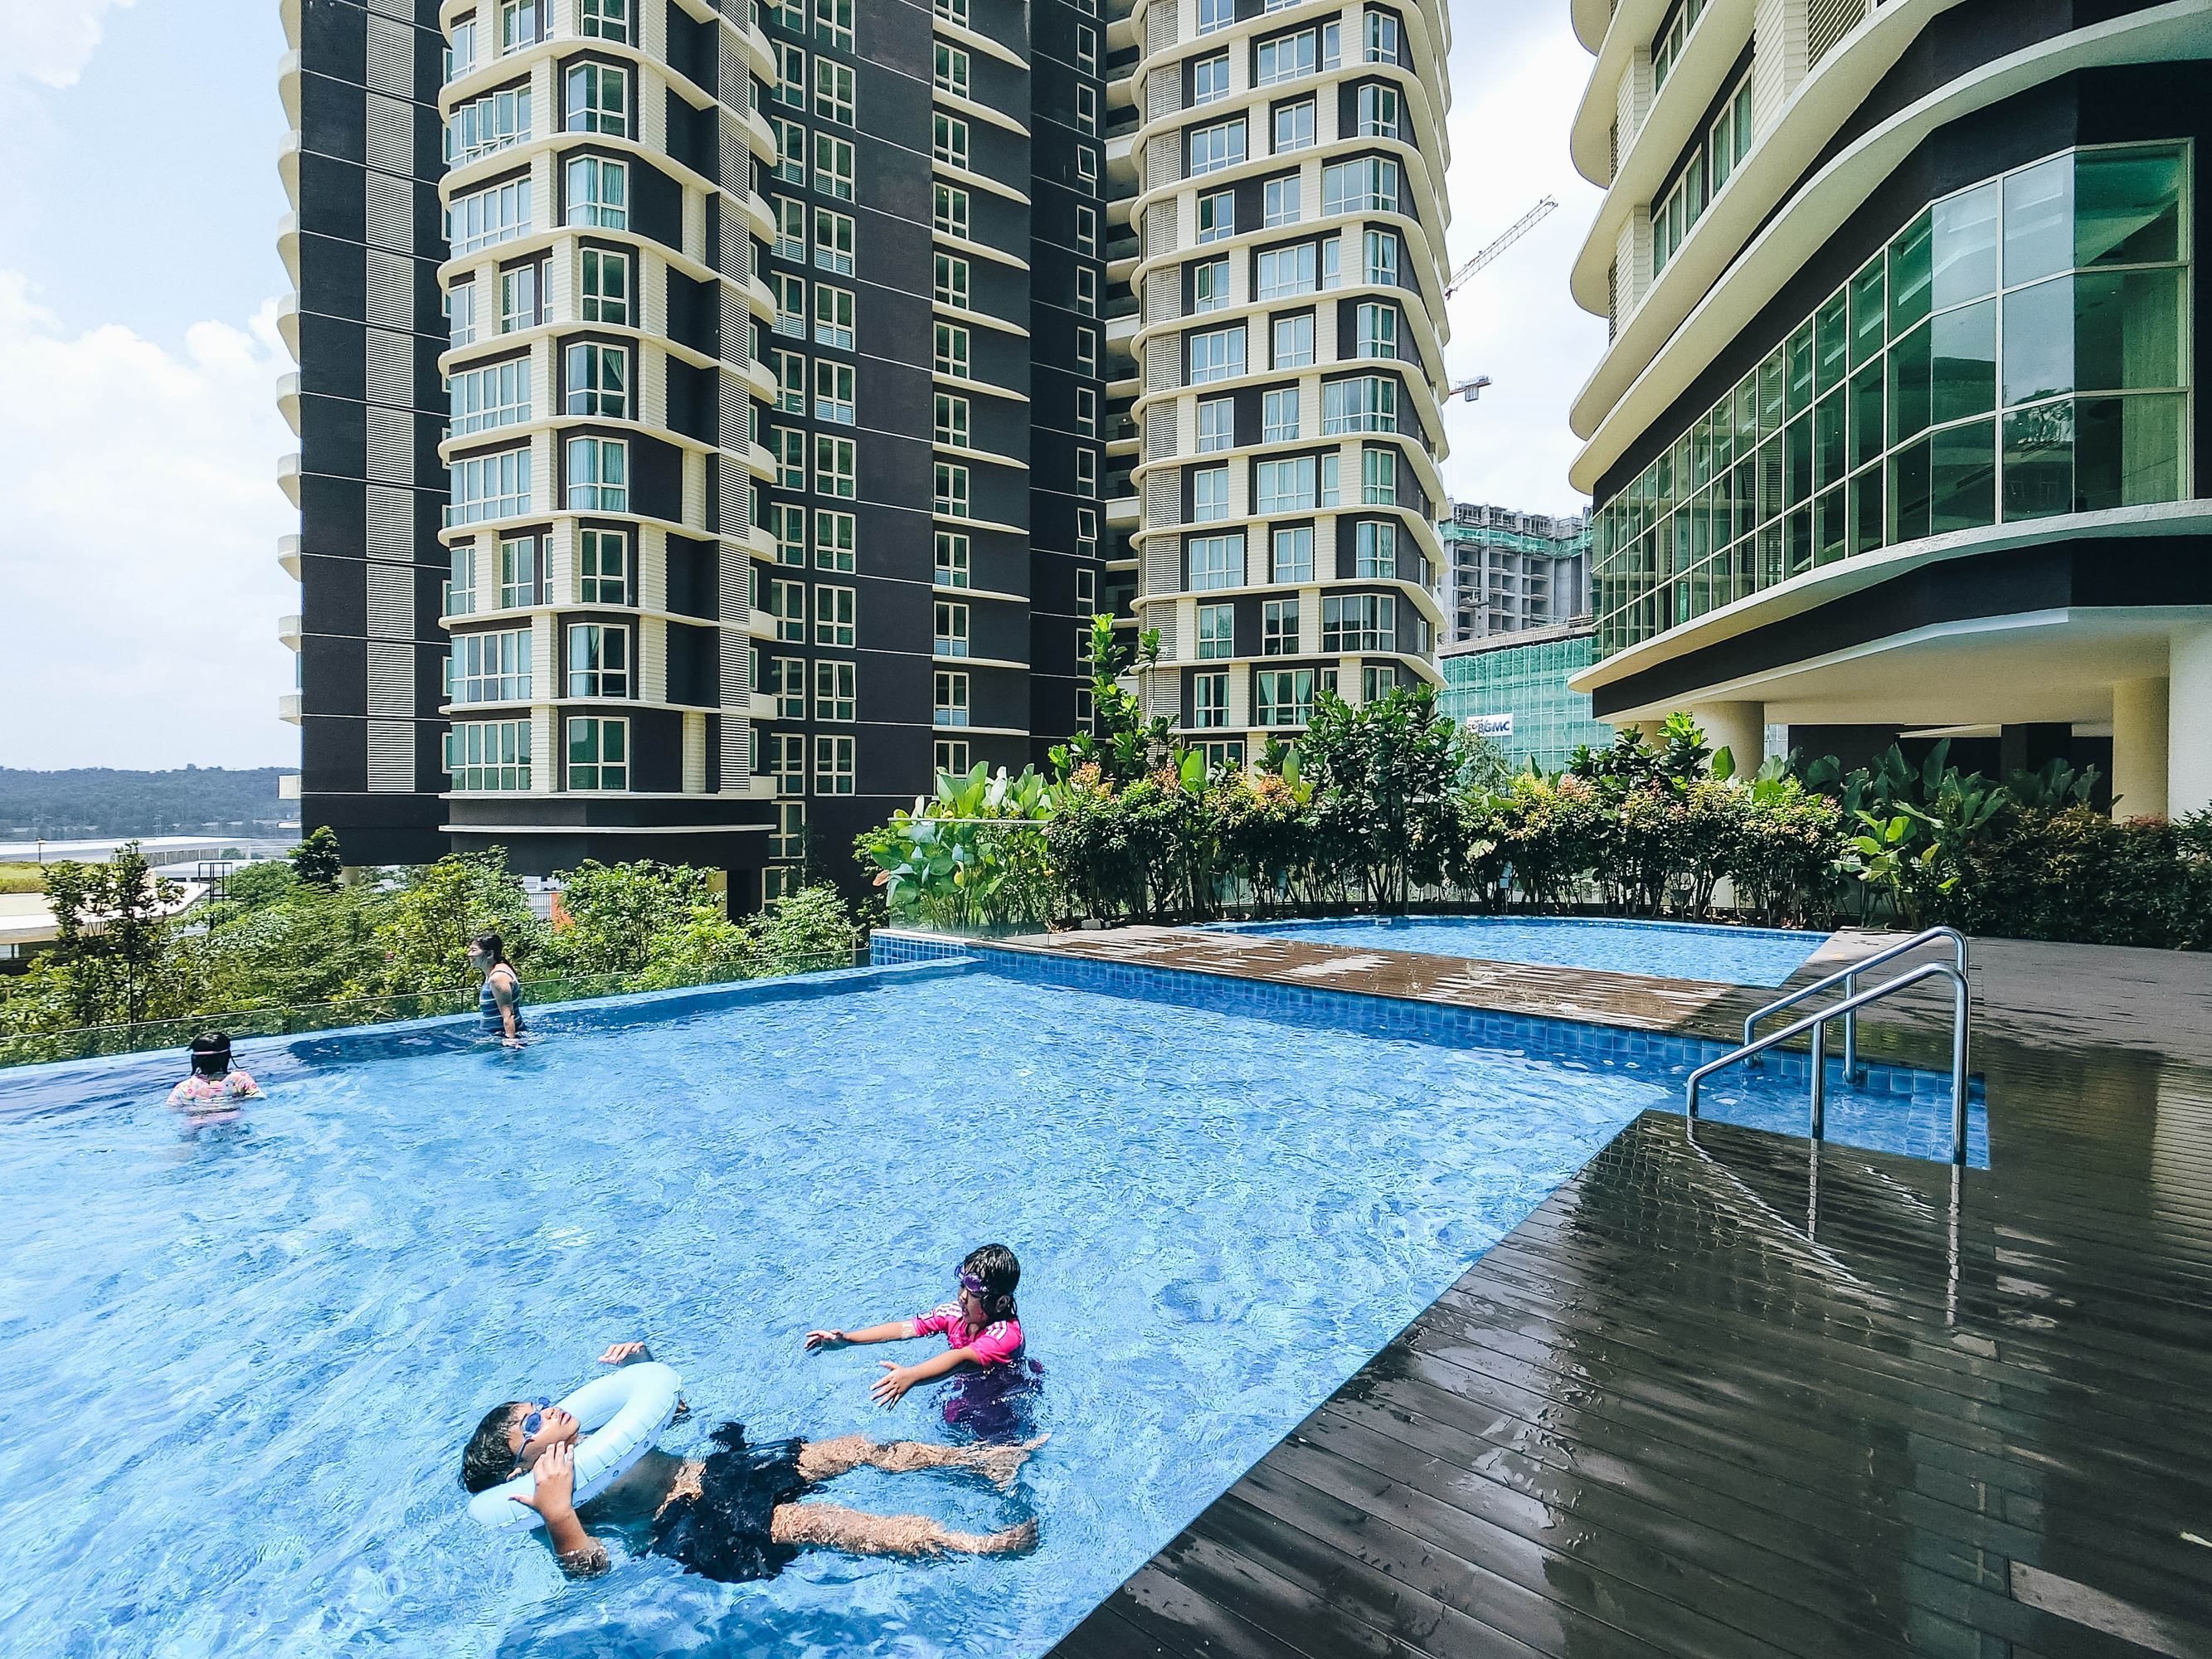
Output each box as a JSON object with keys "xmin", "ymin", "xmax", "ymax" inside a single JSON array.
[
  {"xmin": 805, "ymin": 1320, "xmax": 917, "ymax": 1351},
  {"xmin": 869, "ymin": 1345, "xmax": 978, "ymax": 1406},
  {"xmin": 510, "ymin": 1444, "xmax": 609, "ymax": 1578}
]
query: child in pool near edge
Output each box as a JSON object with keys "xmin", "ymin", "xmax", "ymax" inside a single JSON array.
[
  {"xmin": 805, "ymin": 1243, "xmax": 1041, "ymax": 1434},
  {"xmin": 165, "ymin": 1032, "xmax": 262, "ymax": 1115}
]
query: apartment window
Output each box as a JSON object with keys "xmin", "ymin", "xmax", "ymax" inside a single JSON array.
[
  {"xmin": 1256, "ymin": 455, "xmax": 1315, "ymax": 513},
  {"xmin": 769, "ymin": 800, "xmax": 805, "ymax": 859},
  {"xmin": 1255, "ymin": 667, "xmax": 1314, "ymax": 727},
  {"xmin": 935, "ymin": 321, "xmax": 970, "ymax": 377},
  {"xmin": 814, "ymin": 284, "xmax": 854, "ymax": 349},
  {"xmin": 772, "ymin": 348, "xmax": 806, "ymax": 414},
  {"xmin": 935, "ymin": 530, "xmax": 970, "ymax": 587},
  {"xmin": 933, "ymin": 182, "xmax": 970, "ymax": 238},
  {"xmin": 1193, "ymin": 256, "xmax": 1231, "ymax": 313},
  {"xmin": 814, "ymin": 207, "xmax": 855, "ymax": 274},
  {"xmin": 449, "ymin": 720, "xmax": 531, "ymax": 791},
  {"xmin": 1198, "ymin": 189, "xmax": 1235, "ymax": 243},
  {"xmin": 566, "ymin": 62, "xmax": 627, "ymax": 136},
  {"xmin": 932, "ymin": 112, "xmax": 970, "ymax": 170},
  {"xmin": 805, "ymin": 358, "xmax": 851, "ymax": 425},
  {"xmin": 498, "ymin": 262, "xmax": 540, "ymax": 333},
  {"xmin": 448, "ymin": 281, "xmax": 478, "ymax": 348},
  {"xmin": 1355, "ymin": 520, "xmax": 1398, "ymax": 578},
  {"xmin": 498, "ymin": 534, "xmax": 537, "ymax": 608},
  {"xmin": 445, "ymin": 17, "xmax": 478, "ymax": 81},
  {"xmin": 1076, "ymin": 447, "xmax": 1098, "ymax": 497},
  {"xmin": 1076, "ymin": 683, "xmax": 1095, "ymax": 724},
  {"xmin": 934, "ymin": 41, "xmax": 970, "ymax": 98},
  {"xmin": 450, "ymin": 357, "xmax": 532, "ymax": 435},
  {"xmin": 1364, "ymin": 9, "xmax": 1399, "ymax": 62},
  {"xmin": 1651, "ymin": 0, "xmax": 1702, "ymax": 92},
  {"xmin": 935, "ymin": 600, "xmax": 970, "ymax": 657},
  {"xmin": 1262, "ymin": 387, "xmax": 1299, "ymax": 442},
  {"xmin": 1077, "ymin": 84, "xmax": 1099, "ymax": 134},
  {"xmin": 935, "ymin": 393, "xmax": 971, "ymax": 448},
  {"xmin": 1323, "ymin": 374, "xmax": 1396, "ymax": 432},
  {"xmin": 814, "ymin": 583, "xmax": 856, "ymax": 645},
  {"xmin": 447, "ymin": 447, "xmax": 532, "ymax": 524},
  {"xmin": 1271, "ymin": 313, "xmax": 1314, "ymax": 369},
  {"xmin": 498, "ymin": 0, "xmax": 539, "ymax": 51},
  {"xmin": 1192, "ymin": 467, "xmax": 1232, "ymax": 524},
  {"xmin": 447, "ymin": 85, "xmax": 531, "ymax": 164},
  {"xmin": 1271, "ymin": 524, "xmax": 1312, "ymax": 581},
  {"xmin": 1359, "ymin": 445, "xmax": 1395, "ymax": 504},
  {"xmin": 766, "ymin": 654, "xmax": 806, "ymax": 718},
  {"xmin": 565, "ymin": 621, "xmax": 630, "ymax": 698},
  {"xmin": 774, "ymin": 116, "xmax": 806, "ymax": 182},
  {"xmin": 452, "ymin": 627, "xmax": 532, "ymax": 703},
  {"xmin": 1197, "ymin": 601, "xmax": 1233, "ymax": 659},
  {"xmin": 1189, "ymin": 119, "xmax": 1247, "ymax": 178},
  {"xmin": 1322, "ymin": 156, "xmax": 1398, "ymax": 215},
  {"xmin": 814, "ymin": 734, "xmax": 856, "ymax": 793},
  {"xmin": 1076, "ymin": 204, "xmax": 1098, "ymax": 253},
  {"xmin": 1076, "ymin": 505, "xmax": 1099, "ymax": 560},
  {"xmin": 1273, "ymin": 100, "xmax": 1315, "ymax": 154},
  {"xmin": 1189, "ymin": 325, "xmax": 1247, "ymax": 384},
  {"xmin": 809, "ymin": 511, "xmax": 849, "ymax": 575},
  {"xmin": 933, "ymin": 671, "xmax": 970, "ymax": 727},
  {"xmin": 1075, "ymin": 621, "xmax": 1094, "ymax": 666},
  {"xmin": 1197, "ymin": 396, "xmax": 1234, "ymax": 452},
  {"xmin": 1186, "ymin": 530, "xmax": 1241, "ymax": 587},
  {"xmin": 565, "ymin": 155, "xmax": 627, "ymax": 227},
  {"xmin": 935, "ymin": 252, "xmax": 970, "ymax": 309},
  {"xmin": 1257, "ymin": 243, "xmax": 1317, "ymax": 299},
  {"xmin": 566, "ymin": 436, "xmax": 628, "ymax": 508},
  {"xmin": 1075, "ymin": 22, "xmax": 1097, "ymax": 72},
  {"xmin": 771, "ymin": 193, "xmax": 806, "ymax": 260},
  {"xmin": 1264, "ymin": 175, "xmax": 1301, "ymax": 227},
  {"xmin": 935, "ymin": 740, "xmax": 970, "ymax": 775},
  {"xmin": 1363, "ymin": 228, "xmax": 1399, "ymax": 286},
  {"xmin": 774, "ymin": 271, "xmax": 806, "ymax": 335},
  {"xmin": 579, "ymin": 0, "xmax": 630, "ymax": 40},
  {"xmin": 579, "ymin": 248, "xmax": 630, "ymax": 323},
  {"xmin": 1353, "ymin": 302, "xmax": 1398, "ymax": 359},
  {"xmin": 1356, "ymin": 85, "xmax": 1398, "ymax": 141},
  {"xmin": 1192, "ymin": 52, "xmax": 1231, "ymax": 104},
  {"xmin": 1077, "ymin": 567, "xmax": 1096, "ymax": 610},
  {"xmin": 565, "ymin": 342, "xmax": 629, "ymax": 417},
  {"xmin": 448, "ymin": 545, "xmax": 476, "ymax": 616},
  {"xmin": 1361, "ymin": 664, "xmax": 1394, "ymax": 702},
  {"xmin": 934, "ymin": 461, "xmax": 970, "ymax": 518},
  {"xmin": 814, "ymin": 133, "xmax": 854, "ymax": 199},
  {"xmin": 770, "ymin": 501, "xmax": 806, "ymax": 565},
  {"xmin": 1262, "ymin": 596, "xmax": 1299, "ymax": 655},
  {"xmin": 814, "ymin": 0, "xmax": 853, "ymax": 50},
  {"xmin": 775, "ymin": 42, "xmax": 806, "ymax": 105},
  {"xmin": 814, "ymin": 435, "xmax": 857, "ymax": 498},
  {"xmin": 814, "ymin": 57, "xmax": 854, "ymax": 124},
  {"xmin": 1255, "ymin": 29, "xmax": 1317, "ymax": 86},
  {"xmin": 1193, "ymin": 671, "xmax": 1228, "ymax": 728},
  {"xmin": 814, "ymin": 659, "xmax": 856, "ymax": 721},
  {"xmin": 1076, "ymin": 386, "xmax": 1098, "ymax": 435},
  {"xmin": 1076, "ymin": 266, "xmax": 1098, "ymax": 315},
  {"xmin": 1078, "ymin": 145, "xmax": 1100, "ymax": 190},
  {"xmin": 771, "ymin": 425, "xmax": 805, "ymax": 488},
  {"xmin": 766, "ymin": 732, "xmax": 806, "ymax": 795},
  {"xmin": 1322, "ymin": 591, "xmax": 1393, "ymax": 650},
  {"xmin": 934, "ymin": 0, "xmax": 968, "ymax": 26},
  {"xmin": 1710, "ymin": 73, "xmax": 1755, "ymax": 195},
  {"xmin": 450, "ymin": 178, "xmax": 531, "ymax": 254},
  {"xmin": 577, "ymin": 528, "xmax": 628, "ymax": 604},
  {"xmin": 1197, "ymin": 0, "xmax": 1234, "ymax": 32}
]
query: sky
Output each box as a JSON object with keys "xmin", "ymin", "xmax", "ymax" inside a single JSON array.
[{"xmin": 0, "ymin": 0, "xmax": 1607, "ymax": 771}]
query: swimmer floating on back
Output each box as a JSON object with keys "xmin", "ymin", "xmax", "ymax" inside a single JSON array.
[
  {"xmin": 460, "ymin": 1341, "xmax": 1044, "ymax": 1580},
  {"xmin": 805, "ymin": 1243, "xmax": 1030, "ymax": 1410},
  {"xmin": 165, "ymin": 1032, "xmax": 261, "ymax": 1115}
]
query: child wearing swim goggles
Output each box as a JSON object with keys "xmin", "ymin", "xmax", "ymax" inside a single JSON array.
[{"xmin": 805, "ymin": 1243, "xmax": 1026, "ymax": 1408}]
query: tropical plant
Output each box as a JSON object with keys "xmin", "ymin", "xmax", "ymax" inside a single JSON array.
[
  {"xmin": 370, "ymin": 849, "xmax": 542, "ymax": 993},
  {"xmin": 39, "ymin": 844, "xmax": 182, "ymax": 1025},
  {"xmin": 1050, "ymin": 615, "xmax": 1174, "ymax": 788},
  {"xmin": 856, "ymin": 764, "xmax": 1059, "ymax": 929},
  {"xmin": 289, "ymin": 825, "xmax": 344, "ymax": 889},
  {"xmin": 540, "ymin": 859, "xmax": 741, "ymax": 978},
  {"xmin": 1300, "ymin": 688, "xmax": 1461, "ymax": 909}
]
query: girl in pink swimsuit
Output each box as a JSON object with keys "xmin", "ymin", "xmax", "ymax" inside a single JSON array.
[
  {"xmin": 165, "ymin": 1033, "xmax": 262, "ymax": 1116},
  {"xmin": 805, "ymin": 1244, "xmax": 1036, "ymax": 1428}
]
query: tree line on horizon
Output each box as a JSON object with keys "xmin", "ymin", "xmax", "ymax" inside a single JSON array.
[{"xmin": 0, "ymin": 766, "xmax": 294, "ymax": 841}]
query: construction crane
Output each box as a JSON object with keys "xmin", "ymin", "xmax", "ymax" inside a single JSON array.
[{"xmin": 1443, "ymin": 196, "xmax": 1561, "ymax": 401}]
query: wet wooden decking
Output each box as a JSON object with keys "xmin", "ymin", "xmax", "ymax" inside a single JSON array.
[{"xmin": 1035, "ymin": 926, "xmax": 2212, "ymax": 1659}]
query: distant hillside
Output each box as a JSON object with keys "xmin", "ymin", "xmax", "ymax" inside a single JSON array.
[{"xmin": 0, "ymin": 767, "xmax": 294, "ymax": 839}]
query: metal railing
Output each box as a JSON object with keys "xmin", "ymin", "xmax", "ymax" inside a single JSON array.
[
  {"xmin": 1687, "ymin": 957, "xmax": 1972, "ymax": 1165},
  {"xmin": 1742, "ymin": 925, "xmax": 1966, "ymax": 1083}
]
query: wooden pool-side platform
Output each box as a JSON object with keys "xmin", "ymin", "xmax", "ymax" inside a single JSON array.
[{"xmin": 1010, "ymin": 924, "xmax": 2212, "ymax": 1659}]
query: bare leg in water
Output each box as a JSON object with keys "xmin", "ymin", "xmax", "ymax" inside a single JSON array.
[
  {"xmin": 771, "ymin": 1501, "xmax": 1038, "ymax": 1558},
  {"xmin": 795, "ymin": 1432, "xmax": 1050, "ymax": 1493}
]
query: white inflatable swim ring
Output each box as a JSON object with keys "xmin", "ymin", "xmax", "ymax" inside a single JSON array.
[{"xmin": 468, "ymin": 1361, "xmax": 683, "ymax": 1531}]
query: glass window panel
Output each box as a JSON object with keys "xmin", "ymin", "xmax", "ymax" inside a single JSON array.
[
  {"xmin": 2074, "ymin": 268, "xmax": 2182, "ymax": 393},
  {"xmin": 2002, "ymin": 156, "xmax": 2073, "ymax": 288},
  {"xmin": 2075, "ymin": 144, "xmax": 2185, "ymax": 268},
  {"xmin": 1784, "ymin": 414, "xmax": 1811, "ymax": 506},
  {"xmin": 1849, "ymin": 359, "xmax": 1884, "ymax": 472},
  {"xmin": 1816, "ymin": 485, "xmax": 1847, "ymax": 565},
  {"xmin": 1850, "ymin": 258, "xmax": 1884, "ymax": 367},
  {"xmin": 1757, "ymin": 349, "xmax": 1786, "ymax": 435},
  {"xmin": 1814, "ymin": 290, "xmax": 1848, "ymax": 394},
  {"xmin": 1787, "ymin": 507, "xmax": 1811, "ymax": 576},
  {"xmin": 1931, "ymin": 298, "xmax": 1996, "ymax": 425},
  {"xmin": 1732, "ymin": 374, "xmax": 1757, "ymax": 453},
  {"xmin": 1849, "ymin": 466, "xmax": 1884, "ymax": 558},
  {"xmin": 2002, "ymin": 400, "xmax": 2073, "ymax": 522},
  {"xmin": 2075, "ymin": 393, "xmax": 2185, "ymax": 510},
  {"xmin": 1889, "ymin": 212, "xmax": 1932, "ymax": 336},
  {"xmin": 1756, "ymin": 435, "xmax": 1782, "ymax": 523},
  {"xmin": 1732, "ymin": 455, "xmax": 1755, "ymax": 542},
  {"xmin": 2002, "ymin": 276, "xmax": 2073, "ymax": 407},
  {"xmin": 1786, "ymin": 324, "xmax": 1815, "ymax": 416},
  {"xmin": 1889, "ymin": 319, "xmax": 1931, "ymax": 444},
  {"xmin": 1815, "ymin": 392, "xmax": 1845, "ymax": 491},
  {"xmin": 1889, "ymin": 438, "xmax": 1931, "ymax": 543},
  {"xmin": 1930, "ymin": 418, "xmax": 1996, "ymax": 534},
  {"xmin": 1931, "ymin": 182, "xmax": 1999, "ymax": 309}
]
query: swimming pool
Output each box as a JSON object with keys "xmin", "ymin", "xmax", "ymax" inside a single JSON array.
[
  {"xmin": 0, "ymin": 955, "xmax": 1974, "ymax": 1657},
  {"xmin": 1218, "ymin": 914, "xmax": 1831, "ymax": 986}
]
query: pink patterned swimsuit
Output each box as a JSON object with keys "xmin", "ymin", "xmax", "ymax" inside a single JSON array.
[
  {"xmin": 912, "ymin": 1302, "xmax": 1024, "ymax": 1368},
  {"xmin": 167, "ymin": 1072, "xmax": 260, "ymax": 1111}
]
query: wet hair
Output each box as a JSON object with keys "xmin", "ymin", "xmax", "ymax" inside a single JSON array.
[
  {"xmin": 460, "ymin": 1402, "xmax": 525, "ymax": 1493},
  {"xmin": 962, "ymin": 1243, "xmax": 1021, "ymax": 1321},
  {"xmin": 188, "ymin": 1033, "xmax": 232, "ymax": 1078},
  {"xmin": 471, "ymin": 932, "xmax": 508, "ymax": 969}
]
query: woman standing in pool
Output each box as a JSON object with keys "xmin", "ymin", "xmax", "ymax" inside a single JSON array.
[{"xmin": 470, "ymin": 932, "xmax": 525, "ymax": 1045}]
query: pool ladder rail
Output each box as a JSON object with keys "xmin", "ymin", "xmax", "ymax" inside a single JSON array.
[{"xmin": 1686, "ymin": 927, "xmax": 1973, "ymax": 1166}]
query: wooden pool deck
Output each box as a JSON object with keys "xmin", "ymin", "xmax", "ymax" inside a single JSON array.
[{"xmin": 1027, "ymin": 925, "xmax": 2212, "ymax": 1659}]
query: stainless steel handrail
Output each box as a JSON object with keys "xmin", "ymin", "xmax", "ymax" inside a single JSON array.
[
  {"xmin": 1743, "ymin": 925, "xmax": 1967, "ymax": 1083},
  {"xmin": 1688, "ymin": 960, "xmax": 1972, "ymax": 1165}
]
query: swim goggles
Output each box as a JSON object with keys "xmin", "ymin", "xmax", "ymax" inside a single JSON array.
[
  {"xmin": 957, "ymin": 1270, "xmax": 988, "ymax": 1297},
  {"xmin": 515, "ymin": 1398, "xmax": 552, "ymax": 1444}
]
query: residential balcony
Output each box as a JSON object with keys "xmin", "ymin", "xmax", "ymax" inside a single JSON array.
[
  {"xmin": 277, "ymin": 452, "xmax": 303, "ymax": 508},
  {"xmin": 277, "ymin": 372, "xmax": 302, "ymax": 436},
  {"xmin": 278, "ymin": 693, "xmax": 303, "ymax": 725},
  {"xmin": 278, "ymin": 613, "xmax": 303, "ymax": 649},
  {"xmin": 277, "ymin": 534, "xmax": 303, "ymax": 581}
]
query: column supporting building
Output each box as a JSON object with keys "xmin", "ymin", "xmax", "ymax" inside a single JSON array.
[{"xmin": 2112, "ymin": 676, "xmax": 2171, "ymax": 821}]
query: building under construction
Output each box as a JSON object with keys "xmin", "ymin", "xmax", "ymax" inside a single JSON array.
[{"xmin": 1439, "ymin": 500, "xmax": 1590, "ymax": 645}]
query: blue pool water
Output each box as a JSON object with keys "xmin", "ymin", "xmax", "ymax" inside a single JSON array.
[
  {"xmin": 0, "ymin": 957, "xmax": 1976, "ymax": 1657},
  {"xmin": 1220, "ymin": 914, "xmax": 1831, "ymax": 986}
]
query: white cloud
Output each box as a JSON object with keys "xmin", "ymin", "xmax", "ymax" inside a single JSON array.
[
  {"xmin": 1434, "ymin": 14, "xmax": 1610, "ymax": 518},
  {"xmin": 0, "ymin": 0, "xmax": 136, "ymax": 89},
  {"xmin": 0, "ymin": 271, "xmax": 296, "ymax": 768}
]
